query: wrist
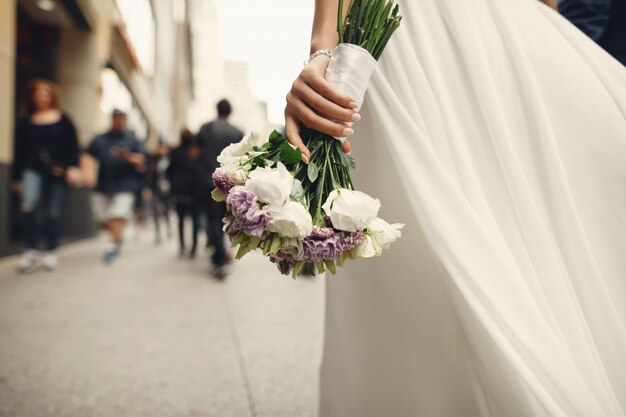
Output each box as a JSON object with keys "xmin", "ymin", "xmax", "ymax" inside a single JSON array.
[
  {"xmin": 305, "ymin": 49, "xmax": 333, "ymax": 66},
  {"xmin": 310, "ymin": 36, "xmax": 338, "ymax": 56}
]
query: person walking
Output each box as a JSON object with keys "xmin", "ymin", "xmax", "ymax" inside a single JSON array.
[
  {"xmin": 148, "ymin": 142, "xmax": 172, "ymax": 245},
  {"xmin": 197, "ymin": 99, "xmax": 244, "ymax": 278},
  {"xmin": 81, "ymin": 109, "xmax": 146, "ymax": 264},
  {"xmin": 11, "ymin": 78, "xmax": 81, "ymax": 273},
  {"xmin": 167, "ymin": 129, "xmax": 204, "ymax": 258}
]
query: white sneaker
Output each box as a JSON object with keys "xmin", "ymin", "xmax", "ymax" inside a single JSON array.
[
  {"xmin": 17, "ymin": 250, "xmax": 41, "ymax": 274},
  {"xmin": 42, "ymin": 252, "xmax": 59, "ymax": 271}
]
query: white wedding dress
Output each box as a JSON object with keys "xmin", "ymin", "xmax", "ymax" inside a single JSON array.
[{"xmin": 319, "ymin": 0, "xmax": 626, "ymax": 416}]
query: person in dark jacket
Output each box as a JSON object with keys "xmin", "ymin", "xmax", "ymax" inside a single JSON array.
[
  {"xmin": 197, "ymin": 99, "xmax": 244, "ymax": 278},
  {"xmin": 146, "ymin": 141, "xmax": 172, "ymax": 245},
  {"xmin": 560, "ymin": 0, "xmax": 626, "ymax": 66},
  {"xmin": 11, "ymin": 78, "xmax": 81, "ymax": 273},
  {"xmin": 166, "ymin": 129, "xmax": 204, "ymax": 258}
]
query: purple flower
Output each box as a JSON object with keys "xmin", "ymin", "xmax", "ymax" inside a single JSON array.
[
  {"xmin": 274, "ymin": 259, "xmax": 293, "ymax": 275},
  {"xmin": 223, "ymin": 215, "xmax": 238, "ymax": 238},
  {"xmin": 269, "ymin": 252, "xmax": 296, "ymax": 275},
  {"xmin": 276, "ymin": 250, "xmax": 298, "ymax": 264},
  {"xmin": 226, "ymin": 186, "xmax": 270, "ymax": 237},
  {"xmin": 340, "ymin": 231, "xmax": 365, "ymax": 252},
  {"xmin": 303, "ymin": 226, "xmax": 344, "ymax": 262},
  {"xmin": 213, "ymin": 169, "xmax": 235, "ymax": 194}
]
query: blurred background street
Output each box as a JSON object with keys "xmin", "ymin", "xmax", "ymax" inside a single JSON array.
[
  {"xmin": 0, "ymin": 229, "xmax": 324, "ymax": 417},
  {"xmin": 0, "ymin": 1, "xmax": 324, "ymax": 414}
]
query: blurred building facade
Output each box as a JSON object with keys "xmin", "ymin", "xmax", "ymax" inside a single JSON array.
[
  {"xmin": 0, "ymin": 0, "xmax": 194, "ymax": 256},
  {"xmin": 222, "ymin": 60, "xmax": 271, "ymax": 136},
  {"xmin": 186, "ymin": 0, "xmax": 271, "ymax": 135}
]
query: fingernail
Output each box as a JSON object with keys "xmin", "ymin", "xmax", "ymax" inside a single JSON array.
[
  {"xmin": 349, "ymin": 102, "xmax": 359, "ymax": 109},
  {"xmin": 351, "ymin": 113, "xmax": 361, "ymax": 122},
  {"xmin": 346, "ymin": 151, "xmax": 352, "ymax": 156},
  {"xmin": 301, "ymin": 154, "xmax": 310, "ymax": 164},
  {"xmin": 343, "ymin": 128, "xmax": 355, "ymax": 137}
]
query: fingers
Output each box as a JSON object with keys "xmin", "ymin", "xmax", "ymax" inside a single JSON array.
[
  {"xmin": 287, "ymin": 92, "xmax": 354, "ymax": 139},
  {"xmin": 284, "ymin": 58, "xmax": 361, "ymax": 162},
  {"xmin": 285, "ymin": 114, "xmax": 310, "ymax": 163},
  {"xmin": 301, "ymin": 66, "xmax": 356, "ymax": 109},
  {"xmin": 292, "ymin": 79, "xmax": 357, "ymax": 123},
  {"xmin": 342, "ymin": 140, "xmax": 352, "ymax": 154}
]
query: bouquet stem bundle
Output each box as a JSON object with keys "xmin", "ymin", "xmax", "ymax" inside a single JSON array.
[{"xmin": 299, "ymin": 0, "xmax": 401, "ymax": 225}]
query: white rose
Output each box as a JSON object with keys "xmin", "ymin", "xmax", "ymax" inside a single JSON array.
[
  {"xmin": 217, "ymin": 131, "xmax": 267, "ymax": 165},
  {"xmin": 219, "ymin": 164, "xmax": 249, "ymax": 185},
  {"xmin": 291, "ymin": 179, "xmax": 305, "ymax": 200},
  {"xmin": 246, "ymin": 162, "xmax": 294, "ymax": 206},
  {"xmin": 368, "ymin": 218, "xmax": 404, "ymax": 250},
  {"xmin": 265, "ymin": 201, "xmax": 313, "ymax": 238},
  {"xmin": 280, "ymin": 237, "xmax": 304, "ymax": 258},
  {"xmin": 354, "ymin": 235, "xmax": 382, "ymax": 259},
  {"xmin": 322, "ymin": 189, "xmax": 381, "ymax": 232},
  {"xmin": 246, "ymin": 131, "xmax": 268, "ymax": 148}
]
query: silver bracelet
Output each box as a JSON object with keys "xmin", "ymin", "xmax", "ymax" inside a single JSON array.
[{"xmin": 303, "ymin": 49, "xmax": 333, "ymax": 66}]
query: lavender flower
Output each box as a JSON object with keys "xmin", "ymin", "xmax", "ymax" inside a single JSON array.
[
  {"xmin": 276, "ymin": 250, "xmax": 298, "ymax": 264},
  {"xmin": 213, "ymin": 169, "xmax": 235, "ymax": 194},
  {"xmin": 227, "ymin": 186, "xmax": 270, "ymax": 237},
  {"xmin": 268, "ymin": 250, "xmax": 299, "ymax": 276},
  {"xmin": 340, "ymin": 231, "xmax": 365, "ymax": 252},
  {"xmin": 303, "ymin": 226, "xmax": 344, "ymax": 262},
  {"xmin": 274, "ymin": 259, "xmax": 293, "ymax": 275}
]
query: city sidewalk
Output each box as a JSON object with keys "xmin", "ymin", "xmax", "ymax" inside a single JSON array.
[{"xmin": 0, "ymin": 231, "xmax": 324, "ymax": 417}]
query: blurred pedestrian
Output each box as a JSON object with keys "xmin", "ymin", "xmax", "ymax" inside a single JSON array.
[
  {"xmin": 560, "ymin": 0, "xmax": 626, "ymax": 66},
  {"xmin": 197, "ymin": 99, "xmax": 244, "ymax": 278},
  {"xmin": 81, "ymin": 109, "xmax": 146, "ymax": 264},
  {"xmin": 167, "ymin": 129, "xmax": 204, "ymax": 258},
  {"xmin": 11, "ymin": 78, "xmax": 81, "ymax": 273},
  {"xmin": 148, "ymin": 142, "xmax": 172, "ymax": 245}
]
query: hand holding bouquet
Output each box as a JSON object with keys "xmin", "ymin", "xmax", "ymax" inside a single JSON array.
[{"xmin": 212, "ymin": 0, "xmax": 403, "ymax": 278}]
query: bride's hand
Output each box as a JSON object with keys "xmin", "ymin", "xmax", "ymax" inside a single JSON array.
[{"xmin": 285, "ymin": 55, "xmax": 360, "ymax": 162}]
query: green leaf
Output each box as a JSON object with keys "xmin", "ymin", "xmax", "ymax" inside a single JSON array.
[
  {"xmin": 269, "ymin": 130, "xmax": 283, "ymax": 145},
  {"xmin": 231, "ymin": 233, "xmax": 248, "ymax": 247},
  {"xmin": 324, "ymin": 260, "xmax": 337, "ymax": 275},
  {"xmin": 339, "ymin": 151, "xmax": 357, "ymax": 169},
  {"xmin": 249, "ymin": 236, "xmax": 262, "ymax": 250},
  {"xmin": 263, "ymin": 237, "xmax": 273, "ymax": 255},
  {"xmin": 269, "ymin": 235, "xmax": 282, "ymax": 256},
  {"xmin": 236, "ymin": 235, "xmax": 260, "ymax": 260},
  {"xmin": 292, "ymin": 261, "xmax": 306, "ymax": 279},
  {"xmin": 307, "ymin": 161, "xmax": 320, "ymax": 183},
  {"xmin": 280, "ymin": 142, "xmax": 302, "ymax": 165},
  {"xmin": 211, "ymin": 188, "xmax": 227, "ymax": 202}
]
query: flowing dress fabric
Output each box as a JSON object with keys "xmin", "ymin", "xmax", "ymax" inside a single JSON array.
[{"xmin": 320, "ymin": 1, "xmax": 626, "ymax": 416}]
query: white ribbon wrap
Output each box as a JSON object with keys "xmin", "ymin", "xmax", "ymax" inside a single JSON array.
[{"xmin": 325, "ymin": 43, "xmax": 377, "ymax": 142}]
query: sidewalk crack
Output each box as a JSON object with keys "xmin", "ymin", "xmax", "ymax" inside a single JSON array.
[{"xmin": 223, "ymin": 295, "xmax": 258, "ymax": 417}]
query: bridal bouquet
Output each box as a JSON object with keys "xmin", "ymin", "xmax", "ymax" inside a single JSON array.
[{"xmin": 212, "ymin": 0, "xmax": 403, "ymax": 278}]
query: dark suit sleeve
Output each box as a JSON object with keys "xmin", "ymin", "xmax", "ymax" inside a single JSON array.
[
  {"xmin": 235, "ymin": 128, "xmax": 245, "ymax": 142},
  {"xmin": 196, "ymin": 122, "xmax": 212, "ymax": 149},
  {"xmin": 12, "ymin": 119, "xmax": 27, "ymax": 181},
  {"xmin": 85, "ymin": 136, "xmax": 101, "ymax": 159},
  {"xmin": 64, "ymin": 115, "xmax": 80, "ymax": 167},
  {"xmin": 166, "ymin": 148, "xmax": 180, "ymax": 179},
  {"xmin": 560, "ymin": 0, "xmax": 612, "ymax": 41}
]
